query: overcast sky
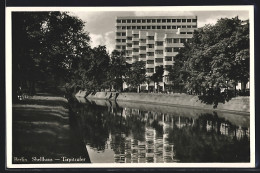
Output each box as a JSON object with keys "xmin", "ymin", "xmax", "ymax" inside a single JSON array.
[{"xmin": 69, "ymin": 10, "xmax": 249, "ymax": 53}]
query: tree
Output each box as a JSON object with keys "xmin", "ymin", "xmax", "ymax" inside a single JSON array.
[
  {"xmin": 150, "ymin": 66, "xmax": 164, "ymax": 93},
  {"xmin": 108, "ymin": 50, "xmax": 129, "ymax": 92},
  {"xmin": 12, "ymin": 12, "xmax": 91, "ymax": 99},
  {"xmin": 125, "ymin": 61, "xmax": 146, "ymax": 93},
  {"xmin": 172, "ymin": 17, "xmax": 249, "ymax": 107}
]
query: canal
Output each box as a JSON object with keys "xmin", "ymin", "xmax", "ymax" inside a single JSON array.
[{"xmin": 70, "ymin": 97, "xmax": 250, "ymax": 163}]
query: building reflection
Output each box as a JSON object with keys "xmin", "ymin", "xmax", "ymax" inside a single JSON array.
[
  {"xmin": 112, "ymin": 107, "xmax": 249, "ymax": 163},
  {"xmin": 72, "ymin": 99, "xmax": 250, "ymax": 163}
]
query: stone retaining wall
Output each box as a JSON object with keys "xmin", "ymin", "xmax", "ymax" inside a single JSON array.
[{"xmin": 86, "ymin": 92, "xmax": 250, "ymax": 113}]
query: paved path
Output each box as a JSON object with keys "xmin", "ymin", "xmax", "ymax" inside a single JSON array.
[{"xmin": 12, "ymin": 95, "xmax": 90, "ymax": 164}]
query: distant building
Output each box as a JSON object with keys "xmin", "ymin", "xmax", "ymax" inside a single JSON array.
[{"xmin": 115, "ymin": 16, "xmax": 198, "ymax": 91}]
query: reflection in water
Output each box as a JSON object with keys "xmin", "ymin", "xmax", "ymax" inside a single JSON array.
[{"xmin": 71, "ymin": 98, "xmax": 250, "ymax": 163}]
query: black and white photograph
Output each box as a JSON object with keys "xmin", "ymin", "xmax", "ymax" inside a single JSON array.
[{"xmin": 5, "ymin": 6, "xmax": 255, "ymax": 168}]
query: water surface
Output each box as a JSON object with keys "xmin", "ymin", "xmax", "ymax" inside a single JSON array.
[{"xmin": 72, "ymin": 98, "xmax": 250, "ymax": 163}]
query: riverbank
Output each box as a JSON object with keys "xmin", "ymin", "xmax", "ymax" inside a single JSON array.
[
  {"xmin": 85, "ymin": 92, "xmax": 250, "ymax": 113},
  {"xmin": 12, "ymin": 94, "xmax": 90, "ymax": 163}
]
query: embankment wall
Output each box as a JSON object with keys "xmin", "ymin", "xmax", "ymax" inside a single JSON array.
[{"xmin": 85, "ymin": 92, "xmax": 250, "ymax": 113}]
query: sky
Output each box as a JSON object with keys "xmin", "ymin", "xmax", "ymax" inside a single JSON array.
[{"xmin": 69, "ymin": 9, "xmax": 249, "ymax": 54}]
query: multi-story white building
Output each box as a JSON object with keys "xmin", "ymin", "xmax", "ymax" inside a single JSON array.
[{"xmin": 115, "ymin": 16, "xmax": 197, "ymax": 91}]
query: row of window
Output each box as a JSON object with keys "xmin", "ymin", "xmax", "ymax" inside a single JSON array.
[
  {"xmin": 126, "ymin": 57, "xmax": 174, "ymax": 62},
  {"xmin": 116, "ymin": 18, "xmax": 197, "ymax": 23},
  {"xmin": 146, "ymin": 65, "xmax": 173, "ymax": 73},
  {"xmin": 116, "ymin": 25, "xmax": 197, "ymax": 30},
  {"xmin": 116, "ymin": 38, "xmax": 191, "ymax": 44},
  {"xmin": 116, "ymin": 45, "xmax": 182, "ymax": 52}
]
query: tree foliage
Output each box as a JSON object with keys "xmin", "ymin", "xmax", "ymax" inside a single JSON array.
[
  {"xmin": 107, "ymin": 50, "xmax": 129, "ymax": 91},
  {"xmin": 150, "ymin": 66, "xmax": 164, "ymax": 92},
  {"xmin": 168, "ymin": 17, "xmax": 249, "ymax": 107},
  {"xmin": 125, "ymin": 61, "xmax": 146, "ymax": 92},
  {"xmin": 12, "ymin": 12, "xmax": 91, "ymax": 97}
]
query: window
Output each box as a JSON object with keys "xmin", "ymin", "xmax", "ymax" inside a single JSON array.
[
  {"xmin": 133, "ymin": 41, "xmax": 139, "ymax": 45},
  {"xmin": 152, "ymin": 19, "xmax": 156, "ymax": 23},
  {"xmin": 147, "ymin": 68, "xmax": 154, "ymax": 73},
  {"xmin": 167, "ymin": 19, "xmax": 171, "ymax": 23},
  {"xmin": 137, "ymin": 19, "xmax": 141, "ymax": 23},
  {"xmin": 147, "ymin": 36, "xmax": 154, "ymax": 40},
  {"xmin": 133, "ymin": 48, "xmax": 139, "ymax": 52},
  {"xmin": 127, "ymin": 43, "xmax": 132, "ymax": 47},
  {"xmin": 122, "ymin": 39, "xmax": 126, "ymax": 42},
  {"xmin": 177, "ymin": 19, "xmax": 181, "ymax": 22},
  {"xmin": 166, "ymin": 38, "xmax": 173, "ymax": 43},
  {"xmin": 127, "ymin": 26, "xmax": 131, "ymax": 29},
  {"xmin": 164, "ymin": 65, "xmax": 172, "ymax": 70},
  {"xmin": 142, "ymin": 26, "xmax": 146, "ymax": 29},
  {"xmin": 167, "ymin": 26, "xmax": 171, "ymax": 29},
  {"xmin": 155, "ymin": 41, "xmax": 163, "ymax": 46},
  {"xmin": 192, "ymin": 19, "xmax": 197, "ymax": 22},
  {"xmin": 122, "ymin": 32, "xmax": 126, "ymax": 36},
  {"xmin": 126, "ymin": 57, "xmax": 132, "ymax": 61},
  {"xmin": 137, "ymin": 26, "xmax": 141, "ymax": 29},
  {"xmin": 116, "ymin": 32, "xmax": 121, "ymax": 36},
  {"xmin": 116, "ymin": 39, "xmax": 121, "ymax": 43},
  {"xmin": 142, "ymin": 19, "xmax": 146, "ymax": 23},
  {"xmin": 192, "ymin": 25, "xmax": 197, "ymax": 28},
  {"xmin": 132, "ymin": 26, "xmax": 136, "ymax": 29},
  {"xmin": 174, "ymin": 47, "xmax": 180, "ymax": 52},
  {"xmin": 155, "ymin": 50, "xmax": 163, "ymax": 54},
  {"xmin": 116, "ymin": 45, "xmax": 121, "ymax": 49},
  {"xmin": 122, "ymin": 26, "xmax": 126, "ymax": 29},
  {"xmin": 172, "ymin": 19, "xmax": 176, "ymax": 22},
  {"xmin": 172, "ymin": 26, "xmax": 177, "ymax": 29},
  {"xmin": 187, "ymin": 25, "xmax": 191, "ymax": 28},
  {"xmin": 157, "ymin": 19, "xmax": 161, "ymax": 23},
  {"xmin": 140, "ymin": 46, "xmax": 146, "ymax": 50},
  {"xmin": 147, "ymin": 26, "xmax": 151, "ymax": 29},
  {"xmin": 140, "ymin": 54, "xmax": 146, "ymax": 58},
  {"xmin": 116, "ymin": 19, "xmax": 121, "ymax": 23},
  {"xmin": 140, "ymin": 39, "xmax": 146, "ymax": 43},
  {"xmin": 132, "ymin": 19, "xmax": 136, "ymax": 23},
  {"xmin": 155, "ymin": 58, "xmax": 163, "ymax": 63},
  {"xmin": 165, "ymin": 48, "xmax": 172, "ymax": 52},
  {"xmin": 162, "ymin": 26, "xmax": 166, "ymax": 29},
  {"xmin": 116, "ymin": 26, "xmax": 121, "ymax": 29},
  {"xmin": 147, "ymin": 19, "xmax": 151, "ymax": 23},
  {"xmin": 162, "ymin": 19, "xmax": 166, "ymax": 23},
  {"xmin": 187, "ymin": 32, "xmax": 192, "ymax": 34},
  {"xmin": 180, "ymin": 32, "xmax": 186, "ymax": 34},
  {"xmin": 122, "ymin": 20, "xmax": 126, "ymax": 23},
  {"xmin": 165, "ymin": 75, "xmax": 170, "ymax": 82},
  {"xmin": 133, "ymin": 55, "xmax": 139, "ymax": 60},
  {"xmin": 182, "ymin": 19, "xmax": 186, "ymax": 22},
  {"xmin": 157, "ymin": 26, "xmax": 161, "ymax": 29},
  {"xmin": 147, "ymin": 44, "xmax": 154, "ymax": 48},
  {"xmin": 180, "ymin": 39, "xmax": 186, "ymax": 43},
  {"xmin": 152, "ymin": 26, "xmax": 156, "ymax": 29},
  {"xmin": 133, "ymin": 34, "xmax": 139, "ymax": 38},
  {"xmin": 147, "ymin": 52, "xmax": 154, "ymax": 56},
  {"xmin": 127, "ymin": 19, "xmax": 131, "ymax": 23},
  {"xmin": 127, "ymin": 37, "xmax": 132, "ymax": 40},
  {"xmin": 182, "ymin": 26, "xmax": 187, "ymax": 28},
  {"xmin": 174, "ymin": 39, "xmax": 179, "ymax": 43},
  {"xmin": 126, "ymin": 50, "xmax": 132, "ymax": 56},
  {"xmin": 177, "ymin": 26, "xmax": 181, "ymax": 29},
  {"xmin": 122, "ymin": 46, "xmax": 126, "ymax": 50},
  {"xmin": 187, "ymin": 19, "xmax": 191, "ymax": 22},
  {"xmin": 165, "ymin": 56, "xmax": 172, "ymax": 61},
  {"xmin": 147, "ymin": 60, "xmax": 154, "ymax": 64}
]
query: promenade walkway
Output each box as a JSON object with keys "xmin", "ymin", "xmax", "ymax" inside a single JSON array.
[{"xmin": 12, "ymin": 94, "xmax": 90, "ymax": 164}]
